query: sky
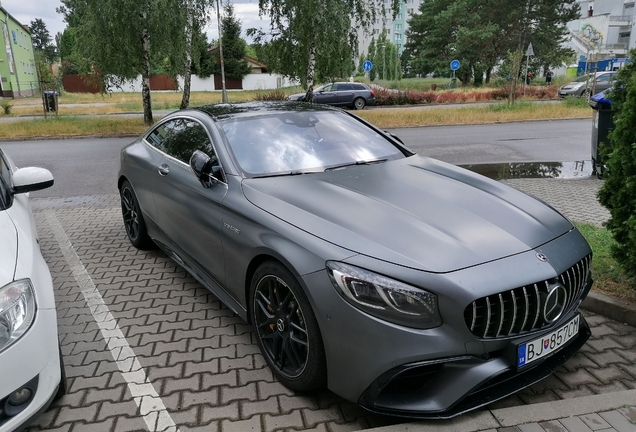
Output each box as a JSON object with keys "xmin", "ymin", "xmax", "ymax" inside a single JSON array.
[{"xmin": 1, "ymin": 0, "xmax": 272, "ymax": 44}]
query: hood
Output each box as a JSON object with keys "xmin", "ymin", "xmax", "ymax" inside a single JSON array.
[
  {"xmin": 0, "ymin": 210, "xmax": 18, "ymax": 285},
  {"xmin": 242, "ymin": 155, "xmax": 572, "ymax": 273}
]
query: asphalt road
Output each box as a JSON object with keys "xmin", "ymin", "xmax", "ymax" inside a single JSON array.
[
  {"xmin": 387, "ymin": 118, "xmax": 591, "ymax": 165},
  {"xmin": 1, "ymin": 136, "xmax": 133, "ymax": 197},
  {"xmin": 1, "ymin": 118, "xmax": 592, "ymax": 198}
]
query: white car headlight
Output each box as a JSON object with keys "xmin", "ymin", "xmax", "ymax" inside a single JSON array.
[
  {"xmin": 0, "ymin": 279, "xmax": 36, "ymax": 353},
  {"xmin": 327, "ymin": 262, "xmax": 442, "ymax": 329}
]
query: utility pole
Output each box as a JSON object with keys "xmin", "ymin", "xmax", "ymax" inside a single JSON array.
[
  {"xmin": 523, "ymin": 42, "xmax": 533, "ymax": 96},
  {"xmin": 382, "ymin": 44, "xmax": 386, "ymax": 80},
  {"xmin": 216, "ymin": 0, "xmax": 228, "ymax": 103}
]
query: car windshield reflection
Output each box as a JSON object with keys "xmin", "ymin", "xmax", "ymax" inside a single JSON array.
[{"xmin": 220, "ymin": 111, "xmax": 404, "ymax": 177}]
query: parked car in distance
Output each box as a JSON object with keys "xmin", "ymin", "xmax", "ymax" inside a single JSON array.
[
  {"xmin": 558, "ymin": 71, "xmax": 617, "ymax": 97},
  {"xmin": 287, "ymin": 82, "xmax": 376, "ymax": 109},
  {"xmin": 119, "ymin": 102, "xmax": 593, "ymax": 419},
  {"xmin": 0, "ymin": 149, "xmax": 65, "ymax": 432}
]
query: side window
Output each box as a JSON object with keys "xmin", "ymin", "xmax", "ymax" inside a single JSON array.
[
  {"xmin": 353, "ymin": 84, "xmax": 367, "ymax": 90},
  {"xmin": 596, "ymin": 74, "xmax": 610, "ymax": 82},
  {"xmin": 339, "ymin": 84, "xmax": 354, "ymax": 91},
  {"xmin": 321, "ymin": 84, "xmax": 333, "ymax": 92},
  {"xmin": 162, "ymin": 119, "xmax": 215, "ymax": 165},
  {"xmin": 146, "ymin": 119, "xmax": 183, "ymax": 151}
]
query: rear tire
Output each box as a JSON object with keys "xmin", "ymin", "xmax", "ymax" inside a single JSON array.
[
  {"xmin": 120, "ymin": 180, "xmax": 154, "ymax": 249},
  {"xmin": 54, "ymin": 344, "xmax": 67, "ymax": 401},
  {"xmin": 353, "ymin": 97, "xmax": 366, "ymax": 110},
  {"xmin": 250, "ymin": 261, "xmax": 327, "ymax": 392}
]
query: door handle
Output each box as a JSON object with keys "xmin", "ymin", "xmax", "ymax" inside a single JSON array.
[{"xmin": 158, "ymin": 164, "xmax": 170, "ymax": 176}]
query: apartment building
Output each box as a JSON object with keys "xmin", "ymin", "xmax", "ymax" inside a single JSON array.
[
  {"xmin": 0, "ymin": 3, "xmax": 39, "ymax": 98},
  {"xmin": 567, "ymin": 0, "xmax": 634, "ymax": 72}
]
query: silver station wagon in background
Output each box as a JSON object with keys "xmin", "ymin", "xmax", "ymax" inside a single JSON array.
[
  {"xmin": 558, "ymin": 71, "xmax": 617, "ymax": 97},
  {"xmin": 287, "ymin": 82, "xmax": 376, "ymax": 109},
  {"xmin": 118, "ymin": 102, "xmax": 593, "ymax": 418}
]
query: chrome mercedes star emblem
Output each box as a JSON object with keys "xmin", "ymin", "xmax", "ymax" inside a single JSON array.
[
  {"xmin": 543, "ymin": 283, "xmax": 568, "ymax": 323},
  {"xmin": 536, "ymin": 252, "xmax": 548, "ymax": 262},
  {"xmin": 276, "ymin": 318, "xmax": 285, "ymax": 332}
]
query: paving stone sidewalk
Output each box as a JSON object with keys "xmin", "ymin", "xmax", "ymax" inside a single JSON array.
[{"xmin": 23, "ymin": 175, "xmax": 634, "ymax": 432}]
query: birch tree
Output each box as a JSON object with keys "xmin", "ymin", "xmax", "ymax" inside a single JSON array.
[{"xmin": 250, "ymin": 0, "xmax": 400, "ymax": 102}]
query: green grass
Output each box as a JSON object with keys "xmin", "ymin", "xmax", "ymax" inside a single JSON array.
[
  {"xmin": 575, "ymin": 222, "xmax": 636, "ymax": 301},
  {"xmin": 561, "ymin": 96, "xmax": 590, "ymax": 108}
]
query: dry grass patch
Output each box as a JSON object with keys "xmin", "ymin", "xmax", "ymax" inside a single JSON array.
[
  {"xmin": 355, "ymin": 102, "xmax": 591, "ymax": 128},
  {"xmin": 0, "ymin": 117, "xmax": 147, "ymax": 139}
]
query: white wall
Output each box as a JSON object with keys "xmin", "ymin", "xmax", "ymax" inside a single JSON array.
[{"xmin": 108, "ymin": 73, "xmax": 297, "ymax": 93}]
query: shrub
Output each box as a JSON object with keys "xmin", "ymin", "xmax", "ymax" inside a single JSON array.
[
  {"xmin": 598, "ymin": 53, "xmax": 636, "ymax": 282},
  {"xmin": 1, "ymin": 102, "xmax": 12, "ymax": 115},
  {"xmin": 254, "ymin": 90, "xmax": 287, "ymax": 101}
]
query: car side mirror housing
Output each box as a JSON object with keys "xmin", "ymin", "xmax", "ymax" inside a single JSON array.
[
  {"xmin": 190, "ymin": 150, "xmax": 222, "ymax": 187},
  {"xmin": 12, "ymin": 167, "xmax": 54, "ymax": 194}
]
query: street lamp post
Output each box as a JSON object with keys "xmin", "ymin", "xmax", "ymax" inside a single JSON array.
[{"xmin": 382, "ymin": 44, "xmax": 386, "ymax": 80}]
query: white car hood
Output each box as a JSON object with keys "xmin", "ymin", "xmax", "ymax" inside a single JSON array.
[{"xmin": 0, "ymin": 210, "xmax": 17, "ymax": 286}]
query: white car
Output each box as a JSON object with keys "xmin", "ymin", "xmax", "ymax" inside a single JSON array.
[{"xmin": 0, "ymin": 149, "xmax": 65, "ymax": 431}]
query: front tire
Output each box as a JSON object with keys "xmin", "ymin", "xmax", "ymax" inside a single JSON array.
[
  {"xmin": 120, "ymin": 180, "xmax": 153, "ymax": 249},
  {"xmin": 250, "ymin": 261, "xmax": 327, "ymax": 392},
  {"xmin": 54, "ymin": 344, "xmax": 67, "ymax": 401},
  {"xmin": 353, "ymin": 97, "xmax": 366, "ymax": 110}
]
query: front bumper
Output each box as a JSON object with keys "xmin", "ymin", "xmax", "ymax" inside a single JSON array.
[
  {"xmin": 358, "ymin": 312, "xmax": 590, "ymax": 418},
  {"xmin": 0, "ymin": 309, "xmax": 61, "ymax": 432},
  {"xmin": 559, "ymin": 87, "xmax": 585, "ymax": 97},
  {"xmin": 303, "ymin": 228, "xmax": 592, "ymax": 418}
]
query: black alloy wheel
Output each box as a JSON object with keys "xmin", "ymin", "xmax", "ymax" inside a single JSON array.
[
  {"xmin": 251, "ymin": 261, "xmax": 326, "ymax": 391},
  {"xmin": 353, "ymin": 97, "xmax": 366, "ymax": 110},
  {"xmin": 120, "ymin": 180, "xmax": 153, "ymax": 249}
]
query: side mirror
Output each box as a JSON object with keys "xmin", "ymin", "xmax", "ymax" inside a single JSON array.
[
  {"xmin": 12, "ymin": 167, "xmax": 54, "ymax": 194},
  {"xmin": 190, "ymin": 150, "xmax": 222, "ymax": 188}
]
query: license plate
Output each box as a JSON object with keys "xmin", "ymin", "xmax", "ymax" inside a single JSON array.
[{"xmin": 517, "ymin": 315, "xmax": 579, "ymax": 368}]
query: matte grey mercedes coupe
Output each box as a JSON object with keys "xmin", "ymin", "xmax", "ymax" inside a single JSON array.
[{"xmin": 118, "ymin": 102, "xmax": 593, "ymax": 418}]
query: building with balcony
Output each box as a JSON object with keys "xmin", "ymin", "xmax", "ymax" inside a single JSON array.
[
  {"xmin": 357, "ymin": 0, "xmax": 425, "ymax": 62},
  {"xmin": 566, "ymin": 0, "xmax": 634, "ymax": 73}
]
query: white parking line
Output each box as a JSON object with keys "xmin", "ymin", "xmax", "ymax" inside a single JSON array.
[{"xmin": 46, "ymin": 211, "xmax": 179, "ymax": 432}]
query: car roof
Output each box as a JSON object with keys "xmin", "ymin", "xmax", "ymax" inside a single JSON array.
[{"xmin": 194, "ymin": 101, "xmax": 342, "ymax": 121}]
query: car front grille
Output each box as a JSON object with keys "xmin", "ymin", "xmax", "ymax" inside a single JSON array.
[{"xmin": 464, "ymin": 254, "xmax": 591, "ymax": 339}]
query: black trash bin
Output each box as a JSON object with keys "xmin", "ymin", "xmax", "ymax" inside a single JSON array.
[
  {"xmin": 44, "ymin": 91, "xmax": 59, "ymax": 112},
  {"xmin": 589, "ymin": 89, "xmax": 614, "ymax": 178}
]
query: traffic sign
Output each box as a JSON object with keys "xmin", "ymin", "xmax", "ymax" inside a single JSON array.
[
  {"xmin": 526, "ymin": 43, "xmax": 534, "ymax": 57},
  {"xmin": 363, "ymin": 60, "xmax": 373, "ymax": 72},
  {"xmin": 450, "ymin": 60, "xmax": 460, "ymax": 71}
]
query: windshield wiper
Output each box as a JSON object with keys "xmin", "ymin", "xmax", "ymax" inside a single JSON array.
[
  {"xmin": 252, "ymin": 170, "xmax": 316, "ymax": 179},
  {"xmin": 324, "ymin": 158, "xmax": 388, "ymax": 171}
]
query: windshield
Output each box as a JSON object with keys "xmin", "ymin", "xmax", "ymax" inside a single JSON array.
[
  {"xmin": 574, "ymin": 75, "xmax": 590, "ymax": 83},
  {"xmin": 220, "ymin": 111, "xmax": 405, "ymax": 176}
]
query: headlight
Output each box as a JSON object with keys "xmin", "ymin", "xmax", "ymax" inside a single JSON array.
[
  {"xmin": 326, "ymin": 262, "xmax": 442, "ymax": 329},
  {"xmin": 0, "ymin": 280, "xmax": 36, "ymax": 353}
]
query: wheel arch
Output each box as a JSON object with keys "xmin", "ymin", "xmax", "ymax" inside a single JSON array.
[
  {"xmin": 243, "ymin": 251, "xmax": 308, "ymax": 325},
  {"xmin": 117, "ymin": 175, "xmax": 129, "ymax": 191}
]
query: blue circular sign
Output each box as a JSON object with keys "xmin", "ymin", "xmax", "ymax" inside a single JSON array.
[
  {"xmin": 363, "ymin": 60, "xmax": 373, "ymax": 72},
  {"xmin": 450, "ymin": 60, "xmax": 460, "ymax": 71}
]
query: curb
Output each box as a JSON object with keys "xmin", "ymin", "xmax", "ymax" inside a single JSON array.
[
  {"xmin": 581, "ymin": 290, "xmax": 636, "ymax": 327},
  {"xmin": 359, "ymin": 390, "xmax": 636, "ymax": 432}
]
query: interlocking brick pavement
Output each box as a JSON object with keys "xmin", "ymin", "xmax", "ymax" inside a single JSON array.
[
  {"xmin": 23, "ymin": 181, "xmax": 633, "ymax": 431},
  {"xmin": 500, "ymin": 178, "xmax": 610, "ymax": 227}
]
